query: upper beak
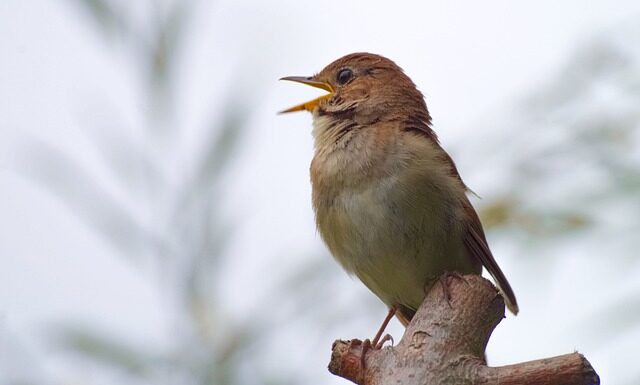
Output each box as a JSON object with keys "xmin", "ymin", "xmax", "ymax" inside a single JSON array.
[{"xmin": 279, "ymin": 76, "xmax": 333, "ymax": 113}]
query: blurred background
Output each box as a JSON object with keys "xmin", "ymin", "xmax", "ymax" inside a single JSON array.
[{"xmin": 1, "ymin": 0, "xmax": 639, "ymax": 384}]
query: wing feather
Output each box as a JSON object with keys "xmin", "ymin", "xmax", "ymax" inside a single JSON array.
[
  {"xmin": 434, "ymin": 139, "xmax": 519, "ymax": 315},
  {"xmin": 462, "ymin": 201, "xmax": 519, "ymax": 314},
  {"xmin": 405, "ymin": 124, "xmax": 519, "ymax": 315}
]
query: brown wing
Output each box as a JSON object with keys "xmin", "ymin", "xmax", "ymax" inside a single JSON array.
[
  {"xmin": 439, "ymin": 149, "xmax": 519, "ymax": 315},
  {"xmin": 462, "ymin": 200, "xmax": 519, "ymax": 315},
  {"xmin": 405, "ymin": 127, "xmax": 519, "ymax": 315}
]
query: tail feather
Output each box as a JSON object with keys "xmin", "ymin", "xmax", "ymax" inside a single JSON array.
[
  {"xmin": 464, "ymin": 226, "xmax": 519, "ymax": 314},
  {"xmin": 395, "ymin": 305, "xmax": 415, "ymax": 327}
]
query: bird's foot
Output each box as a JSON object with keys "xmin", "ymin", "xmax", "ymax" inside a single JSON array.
[
  {"xmin": 346, "ymin": 338, "xmax": 368, "ymax": 369},
  {"xmin": 439, "ymin": 271, "xmax": 470, "ymax": 307},
  {"xmin": 349, "ymin": 334, "xmax": 394, "ymax": 370},
  {"xmin": 347, "ymin": 306, "xmax": 398, "ymax": 369},
  {"xmin": 374, "ymin": 333, "xmax": 394, "ymax": 349},
  {"xmin": 371, "ymin": 306, "xmax": 396, "ymax": 346}
]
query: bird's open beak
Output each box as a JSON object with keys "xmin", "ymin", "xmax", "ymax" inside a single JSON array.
[{"xmin": 279, "ymin": 76, "xmax": 333, "ymax": 113}]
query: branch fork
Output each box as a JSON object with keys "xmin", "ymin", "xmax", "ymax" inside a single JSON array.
[{"xmin": 328, "ymin": 275, "xmax": 599, "ymax": 385}]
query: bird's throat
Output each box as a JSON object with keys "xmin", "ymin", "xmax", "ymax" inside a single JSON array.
[{"xmin": 311, "ymin": 114, "xmax": 359, "ymax": 150}]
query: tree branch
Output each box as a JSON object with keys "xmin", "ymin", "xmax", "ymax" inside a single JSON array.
[{"xmin": 328, "ymin": 275, "xmax": 599, "ymax": 385}]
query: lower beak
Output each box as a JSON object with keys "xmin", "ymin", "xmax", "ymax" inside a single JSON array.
[{"xmin": 279, "ymin": 76, "xmax": 333, "ymax": 113}]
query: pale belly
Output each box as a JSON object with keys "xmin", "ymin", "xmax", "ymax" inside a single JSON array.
[{"xmin": 316, "ymin": 176, "xmax": 477, "ymax": 311}]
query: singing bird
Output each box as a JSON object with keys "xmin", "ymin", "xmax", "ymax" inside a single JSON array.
[{"xmin": 280, "ymin": 53, "xmax": 518, "ymax": 345}]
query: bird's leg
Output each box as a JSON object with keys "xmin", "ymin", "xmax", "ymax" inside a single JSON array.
[
  {"xmin": 371, "ymin": 306, "xmax": 397, "ymax": 348},
  {"xmin": 359, "ymin": 338, "xmax": 371, "ymax": 369},
  {"xmin": 349, "ymin": 306, "xmax": 397, "ymax": 370}
]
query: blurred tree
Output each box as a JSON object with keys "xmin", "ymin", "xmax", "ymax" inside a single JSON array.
[
  {"xmin": 477, "ymin": 36, "xmax": 640, "ymax": 245},
  {"xmin": 8, "ymin": 1, "xmax": 640, "ymax": 383},
  {"xmin": 16, "ymin": 1, "xmax": 273, "ymax": 384}
]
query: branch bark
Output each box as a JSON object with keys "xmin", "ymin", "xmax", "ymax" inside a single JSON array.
[{"xmin": 328, "ymin": 275, "xmax": 599, "ymax": 385}]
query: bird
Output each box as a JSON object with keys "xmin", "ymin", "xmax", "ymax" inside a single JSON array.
[{"xmin": 280, "ymin": 53, "xmax": 518, "ymax": 347}]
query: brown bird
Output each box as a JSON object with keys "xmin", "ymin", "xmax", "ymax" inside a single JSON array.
[{"xmin": 280, "ymin": 53, "xmax": 518, "ymax": 347}]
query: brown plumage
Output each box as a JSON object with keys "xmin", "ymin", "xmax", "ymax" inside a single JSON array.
[{"xmin": 281, "ymin": 53, "xmax": 518, "ymax": 331}]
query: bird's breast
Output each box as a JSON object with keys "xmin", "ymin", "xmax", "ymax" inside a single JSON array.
[
  {"xmin": 314, "ymin": 171, "xmax": 408, "ymax": 272},
  {"xmin": 310, "ymin": 135, "xmax": 474, "ymax": 309}
]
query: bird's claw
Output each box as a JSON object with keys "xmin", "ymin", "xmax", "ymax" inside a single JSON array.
[
  {"xmin": 439, "ymin": 271, "xmax": 469, "ymax": 308},
  {"xmin": 374, "ymin": 333, "xmax": 394, "ymax": 349},
  {"xmin": 348, "ymin": 334, "xmax": 394, "ymax": 370}
]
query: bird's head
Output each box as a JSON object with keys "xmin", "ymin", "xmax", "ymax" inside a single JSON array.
[{"xmin": 280, "ymin": 53, "xmax": 431, "ymax": 129}]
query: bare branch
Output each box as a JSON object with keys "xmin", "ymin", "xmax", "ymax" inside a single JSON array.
[{"xmin": 329, "ymin": 275, "xmax": 599, "ymax": 385}]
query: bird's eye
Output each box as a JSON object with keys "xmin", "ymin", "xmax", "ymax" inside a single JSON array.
[{"xmin": 336, "ymin": 68, "xmax": 353, "ymax": 85}]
